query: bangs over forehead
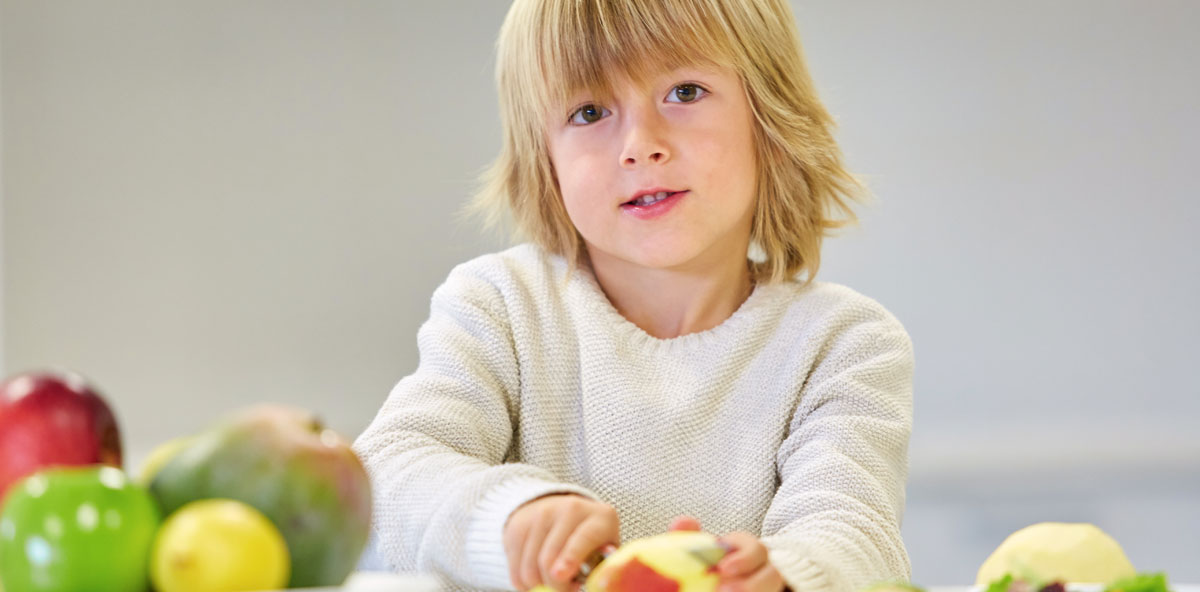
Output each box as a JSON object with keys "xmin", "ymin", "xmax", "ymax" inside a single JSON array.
[{"xmin": 508, "ymin": 0, "xmax": 743, "ymax": 119}]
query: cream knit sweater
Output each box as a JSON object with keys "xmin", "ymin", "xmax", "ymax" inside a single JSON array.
[{"xmin": 353, "ymin": 244, "xmax": 914, "ymax": 592}]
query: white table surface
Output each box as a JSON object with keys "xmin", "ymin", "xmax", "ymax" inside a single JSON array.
[
  {"xmin": 260, "ymin": 571, "xmax": 442, "ymax": 591},
  {"xmin": 268, "ymin": 576, "xmax": 1200, "ymax": 592},
  {"xmin": 929, "ymin": 586, "xmax": 1199, "ymax": 592}
]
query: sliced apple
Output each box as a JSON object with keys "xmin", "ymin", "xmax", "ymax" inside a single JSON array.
[{"xmin": 587, "ymin": 531, "xmax": 721, "ymax": 592}]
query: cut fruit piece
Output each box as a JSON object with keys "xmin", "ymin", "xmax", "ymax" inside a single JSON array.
[
  {"xmin": 587, "ymin": 531, "xmax": 720, "ymax": 592},
  {"xmin": 608, "ymin": 557, "xmax": 680, "ymax": 592},
  {"xmin": 976, "ymin": 522, "xmax": 1136, "ymax": 585}
]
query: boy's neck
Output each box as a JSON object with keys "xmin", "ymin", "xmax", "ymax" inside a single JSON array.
[{"xmin": 585, "ymin": 245, "xmax": 755, "ymax": 340}]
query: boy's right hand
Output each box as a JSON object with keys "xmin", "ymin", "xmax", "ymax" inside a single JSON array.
[{"xmin": 503, "ymin": 493, "xmax": 620, "ymax": 592}]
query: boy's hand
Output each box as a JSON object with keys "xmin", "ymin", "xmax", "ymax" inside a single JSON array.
[
  {"xmin": 668, "ymin": 515, "xmax": 787, "ymax": 592},
  {"xmin": 504, "ymin": 493, "xmax": 620, "ymax": 591}
]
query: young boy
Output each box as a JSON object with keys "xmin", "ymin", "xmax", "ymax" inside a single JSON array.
[{"xmin": 354, "ymin": 1, "xmax": 914, "ymax": 591}]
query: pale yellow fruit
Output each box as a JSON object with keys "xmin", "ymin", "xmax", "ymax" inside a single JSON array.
[
  {"xmin": 976, "ymin": 522, "xmax": 1136, "ymax": 585},
  {"xmin": 136, "ymin": 436, "xmax": 194, "ymax": 486},
  {"xmin": 587, "ymin": 531, "xmax": 721, "ymax": 592},
  {"xmin": 151, "ymin": 498, "xmax": 290, "ymax": 592}
]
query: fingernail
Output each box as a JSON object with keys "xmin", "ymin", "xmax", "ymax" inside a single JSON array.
[{"xmin": 717, "ymin": 540, "xmax": 736, "ymax": 552}]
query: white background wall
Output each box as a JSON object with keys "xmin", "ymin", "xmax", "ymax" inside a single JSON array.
[{"xmin": 2, "ymin": 0, "xmax": 1197, "ymax": 584}]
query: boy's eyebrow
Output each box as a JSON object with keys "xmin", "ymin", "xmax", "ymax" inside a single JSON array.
[{"xmin": 563, "ymin": 64, "xmax": 726, "ymax": 101}]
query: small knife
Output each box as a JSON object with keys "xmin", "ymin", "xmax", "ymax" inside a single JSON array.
[
  {"xmin": 572, "ymin": 543, "xmax": 618, "ymax": 584},
  {"xmin": 687, "ymin": 540, "xmax": 733, "ymax": 568}
]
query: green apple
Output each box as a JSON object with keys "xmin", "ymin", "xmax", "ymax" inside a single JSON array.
[
  {"xmin": 0, "ymin": 466, "xmax": 159, "ymax": 592},
  {"xmin": 150, "ymin": 405, "xmax": 371, "ymax": 588}
]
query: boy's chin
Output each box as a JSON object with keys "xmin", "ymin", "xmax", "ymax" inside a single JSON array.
[
  {"xmin": 585, "ymin": 234, "xmax": 741, "ymax": 275},
  {"xmin": 583, "ymin": 238, "xmax": 696, "ymax": 271},
  {"xmin": 599, "ymin": 245, "xmax": 709, "ymax": 274}
]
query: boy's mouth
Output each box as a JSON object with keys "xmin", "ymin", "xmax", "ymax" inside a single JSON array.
[{"xmin": 623, "ymin": 189, "xmax": 687, "ymax": 207}]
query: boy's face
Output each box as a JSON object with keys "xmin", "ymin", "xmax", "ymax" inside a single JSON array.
[{"xmin": 545, "ymin": 63, "xmax": 758, "ymax": 276}]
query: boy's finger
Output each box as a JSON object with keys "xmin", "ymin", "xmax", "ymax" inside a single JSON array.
[
  {"xmin": 668, "ymin": 515, "xmax": 702, "ymax": 531},
  {"xmin": 738, "ymin": 562, "xmax": 786, "ymax": 592},
  {"xmin": 505, "ymin": 519, "xmax": 533, "ymax": 589},
  {"xmin": 715, "ymin": 532, "xmax": 767, "ymax": 578},
  {"xmin": 519, "ymin": 520, "xmax": 552, "ymax": 589},
  {"xmin": 552, "ymin": 504, "xmax": 619, "ymax": 578},
  {"xmin": 554, "ymin": 519, "xmax": 618, "ymax": 584},
  {"xmin": 538, "ymin": 519, "xmax": 577, "ymax": 590}
]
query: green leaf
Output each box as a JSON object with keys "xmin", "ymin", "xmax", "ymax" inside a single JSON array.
[
  {"xmin": 1106, "ymin": 573, "xmax": 1171, "ymax": 592},
  {"xmin": 986, "ymin": 574, "xmax": 1016, "ymax": 592}
]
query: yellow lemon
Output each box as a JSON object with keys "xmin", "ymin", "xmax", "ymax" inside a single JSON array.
[
  {"xmin": 977, "ymin": 522, "xmax": 1135, "ymax": 585},
  {"xmin": 151, "ymin": 498, "xmax": 290, "ymax": 592}
]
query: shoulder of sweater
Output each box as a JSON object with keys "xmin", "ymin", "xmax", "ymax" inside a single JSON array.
[
  {"xmin": 778, "ymin": 279, "xmax": 910, "ymax": 338},
  {"xmin": 443, "ymin": 243, "xmax": 559, "ymax": 287},
  {"xmin": 432, "ymin": 243, "xmax": 561, "ymax": 309}
]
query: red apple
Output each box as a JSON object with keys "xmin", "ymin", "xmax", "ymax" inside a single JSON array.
[{"xmin": 0, "ymin": 370, "xmax": 123, "ymax": 499}]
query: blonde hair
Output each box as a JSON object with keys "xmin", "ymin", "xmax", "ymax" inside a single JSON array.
[{"xmin": 468, "ymin": 0, "xmax": 867, "ymax": 285}]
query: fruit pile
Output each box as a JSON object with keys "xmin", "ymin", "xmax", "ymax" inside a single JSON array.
[
  {"xmin": 0, "ymin": 369, "xmax": 372, "ymax": 592},
  {"xmin": 867, "ymin": 523, "xmax": 1173, "ymax": 592}
]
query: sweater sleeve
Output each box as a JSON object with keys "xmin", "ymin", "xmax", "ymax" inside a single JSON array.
[
  {"xmin": 352, "ymin": 264, "xmax": 600, "ymax": 590},
  {"xmin": 759, "ymin": 309, "xmax": 915, "ymax": 592}
]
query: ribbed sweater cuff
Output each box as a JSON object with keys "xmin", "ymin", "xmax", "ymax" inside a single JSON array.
[
  {"xmin": 767, "ymin": 544, "xmax": 833, "ymax": 592},
  {"xmin": 464, "ymin": 477, "xmax": 601, "ymax": 590}
]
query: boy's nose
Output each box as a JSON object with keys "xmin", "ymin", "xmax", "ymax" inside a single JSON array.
[
  {"xmin": 619, "ymin": 114, "xmax": 671, "ymax": 168},
  {"xmin": 623, "ymin": 149, "xmax": 667, "ymax": 167}
]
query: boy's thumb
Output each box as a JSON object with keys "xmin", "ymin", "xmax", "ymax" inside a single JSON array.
[{"xmin": 668, "ymin": 515, "xmax": 702, "ymax": 531}]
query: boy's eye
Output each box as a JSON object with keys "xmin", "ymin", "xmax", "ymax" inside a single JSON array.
[
  {"xmin": 569, "ymin": 104, "xmax": 609, "ymax": 125},
  {"xmin": 667, "ymin": 83, "xmax": 708, "ymax": 103}
]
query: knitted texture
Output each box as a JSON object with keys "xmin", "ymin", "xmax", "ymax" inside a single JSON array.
[{"xmin": 353, "ymin": 243, "xmax": 914, "ymax": 592}]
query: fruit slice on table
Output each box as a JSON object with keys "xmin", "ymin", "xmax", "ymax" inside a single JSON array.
[
  {"xmin": 150, "ymin": 498, "xmax": 290, "ymax": 592},
  {"xmin": 0, "ymin": 466, "xmax": 159, "ymax": 592},
  {"xmin": 976, "ymin": 522, "xmax": 1136, "ymax": 585},
  {"xmin": 586, "ymin": 531, "xmax": 723, "ymax": 592}
]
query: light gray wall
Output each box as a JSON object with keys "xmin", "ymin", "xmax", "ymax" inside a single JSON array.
[
  {"xmin": 0, "ymin": 3, "xmax": 5, "ymax": 380},
  {"xmin": 2, "ymin": 0, "xmax": 1197, "ymax": 584}
]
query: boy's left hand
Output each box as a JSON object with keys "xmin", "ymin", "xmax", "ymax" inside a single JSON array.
[{"xmin": 667, "ymin": 516, "xmax": 786, "ymax": 592}]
